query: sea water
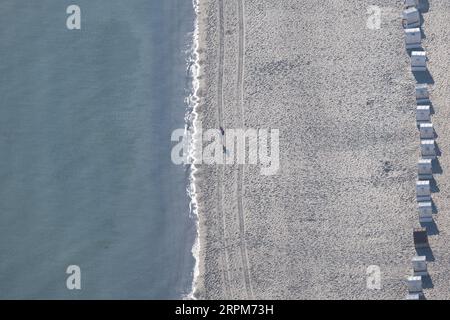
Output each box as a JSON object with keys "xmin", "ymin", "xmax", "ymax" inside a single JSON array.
[{"xmin": 0, "ymin": 0, "xmax": 196, "ymax": 299}]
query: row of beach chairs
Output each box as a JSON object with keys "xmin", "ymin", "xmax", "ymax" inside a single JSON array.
[{"xmin": 403, "ymin": 0, "xmax": 435, "ymax": 300}]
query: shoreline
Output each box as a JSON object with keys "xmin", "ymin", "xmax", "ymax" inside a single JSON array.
[
  {"xmin": 0, "ymin": 0, "xmax": 197, "ymax": 298},
  {"xmin": 187, "ymin": 0, "xmax": 205, "ymax": 300}
]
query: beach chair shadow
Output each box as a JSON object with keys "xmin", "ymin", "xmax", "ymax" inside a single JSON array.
[
  {"xmin": 419, "ymin": 13, "xmax": 425, "ymax": 28},
  {"xmin": 421, "ymin": 0, "xmax": 430, "ymax": 13},
  {"xmin": 432, "ymin": 158, "xmax": 442, "ymax": 174},
  {"xmin": 416, "ymin": 247, "xmax": 435, "ymax": 261},
  {"xmin": 430, "ymin": 178, "xmax": 440, "ymax": 193},
  {"xmin": 431, "ymin": 199, "xmax": 438, "ymax": 214},
  {"xmin": 413, "ymin": 70, "xmax": 434, "ymax": 84},
  {"xmin": 420, "ymin": 220, "xmax": 439, "ymax": 235},
  {"xmin": 435, "ymin": 142, "xmax": 442, "ymax": 157},
  {"xmin": 422, "ymin": 275, "xmax": 434, "ymax": 289},
  {"xmin": 420, "ymin": 28, "xmax": 427, "ymax": 40},
  {"xmin": 428, "ymin": 102, "xmax": 435, "ymax": 115}
]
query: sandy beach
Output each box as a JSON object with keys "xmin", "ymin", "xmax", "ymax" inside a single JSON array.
[{"xmin": 192, "ymin": 0, "xmax": 448, "ymax": 299}]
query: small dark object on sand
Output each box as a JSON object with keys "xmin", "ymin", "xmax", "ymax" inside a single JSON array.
[{"xmin": 414, "ymin": 227, "xmax": 429, "ymax": 248}]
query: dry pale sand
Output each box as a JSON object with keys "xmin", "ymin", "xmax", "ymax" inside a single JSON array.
[{"xmin": 191, "ymin": 0, "xmax": 444, "ymax": 299}]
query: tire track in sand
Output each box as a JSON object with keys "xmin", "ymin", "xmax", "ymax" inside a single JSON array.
[
  {"xmin": 236, "ymin": 0, "xmax": 254, "ymax": 299},
  {"xmin": 216, "ymin": 0, "xmax": 232, "ymax": 298}
]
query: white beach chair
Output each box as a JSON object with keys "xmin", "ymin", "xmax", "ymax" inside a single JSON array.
[
  {"xmin": 417, "ymin": 158, "xmax": 432, "ymax": 180},
  {"xmin": 418, "ymin": 202, "xmax": 433, "ymax": 223},
  {"xmin": 405, "ymin": 28, "xmax": 421, "ymax": 49},
  {"xmin": 404, "ymin": 0, "xmax": 419, "ymax": 10},
  {"xmin": 416, "ymin": 105, "xmax": 430, "ymax": 123},
  {"xmin": 419, "ymin": 123, "xmax": 434, "ymax": 139},
  {"xmin": 420, "ymin": 139, "xmax": 436, "ymax": 159},
  {"xmin": 416, "ymin": 180, "xmax": 431, "ymax": 202},
  {"xmin": 403, "ymin": 8, "xmax": 420, "ymax": 28},
  {"xmin": 412, "ymin": 256, "xmax": 428, "ymax": 276},
  {"xmin": 407, "ymin": 276, "xmax": 423, "ymax": 293},
  {"xmin": 415, "ymin": 84, "xmax": 429, "ymax": 104},
  {"xmin": 411, "ymin": 51, "xmax": 427, "ymax": 71}
]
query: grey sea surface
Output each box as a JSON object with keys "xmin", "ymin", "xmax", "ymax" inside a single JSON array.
[{"xmin": 0, "ymin": 0, "xmax": 196, "ymax": 299}]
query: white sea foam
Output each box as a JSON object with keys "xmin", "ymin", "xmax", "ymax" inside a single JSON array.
[{"xmin": 184, "ymin": 0, "xmax": 201, "ymax": 300}]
